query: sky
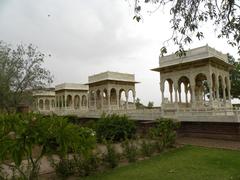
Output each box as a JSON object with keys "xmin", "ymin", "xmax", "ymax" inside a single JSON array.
[{"xmin": 0, "ymin": 0, "xmax": 239, "ymax": 106}]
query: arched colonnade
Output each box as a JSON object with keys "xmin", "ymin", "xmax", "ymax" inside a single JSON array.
[
  {"xmin": 37, "ymin": 98, "xmax": 55, "ymax": 111},
  {"xmin": 161, "ymin": 72, "xmax": 231, "ymax": 108},
  {"xmin": 55, "ymin": 94, "xmax": 88, "ymax": 110},
  {"xmin": 89, "ymin": 88, "xmax": 136, "ymax": 110}
]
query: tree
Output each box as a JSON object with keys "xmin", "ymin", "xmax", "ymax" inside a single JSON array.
[
  {"xmin": 147, "ymin": 101, "xmax": 154, "ymax": 108},
  {"xmin": 228, "ymin": 54, "xmax": 240, "ymax": 99},
  {"xmin": 0, "ymin": 41, "xmax": 53, "ymax": 112},
  {"xmin": 133, "ymin": 0, "xmax": 240, "ymax": 56},
  {"xmin": 135, "ymin": 98, "xmax": 145, "ymax": 109}
]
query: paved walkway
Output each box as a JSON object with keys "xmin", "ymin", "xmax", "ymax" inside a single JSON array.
[{"xmin": 176, "ymin": 137, "xmax": 240, "ymax": 150}]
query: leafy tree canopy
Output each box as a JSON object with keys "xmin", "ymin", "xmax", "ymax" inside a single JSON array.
[
  {"xmin": 135, "ymin": 98, "xmax": 145, "ymax": 109},
  {"xmin": 0, "ymin": 41, "xmax": 53, "ymax": 112},
  {"xmin": 147, "ymin": 101, "xmax": 154, "ymax": 108},
  {"xmin": 133, "ymin": 0, "xmax": 240, "ymax": 56},
  {"xmin": 228, "ymin": 54, "xmax": 240, "ymax": 99}
]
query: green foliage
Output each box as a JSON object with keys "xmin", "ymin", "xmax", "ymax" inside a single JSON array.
[
  {"xmin": 55, "ymin": 159, "xmax": 75, "ymax": 178},
  {"xmin": 96, "ymin": 114, "xmax": 136, "ymax": 142},
  {"xmin": 149, "ymin": 118, "xmax": 180, "ymax": 148},
  {"xmin": 147, "ymin": 101, "xmax": 154, "ymax": 109},
  {"xmin": 0, "ymin": 113, "xmax": 96, "ymax": 179},
  {"xmin": 228, "ymin": 54, "xmax": 240, "ymax": 99},
  {"xmin": 103, "ymin": 141, "xmax": 119, "ymax": 168},
  {"xmin": 140, "ymin": 139, "xmax": 154, "ymax": 157},
  {"xmin": 74, "ymin": 153, "xmax": 100, "ymax": 177},
  {"xmin": 135, "ymin": 98, "xmax": 145, "ymax": 109},
  {"xmin": 133, "ymin": 1, "xmax": 240, "ymax": 56},
  {"xmin": 153, "ymin": 140, "xmax": 164, "ymax": 153},
  {"xmin": 0, "ymin": 41, "xmax": 53, "ymax": 112},
  {"xmin": 64, "ymin": 115, "xmax": 80, "ymax": 124},
  {"xmin": 82, "ymin": 119, "xmax": 97, "ymax": 131},
  {"xmin": 53, "ymin": 151, "xmax": 100, "ymax": 178},
  {"xmin": 121, "ymin": 139, "xmax": 138, "ymax": 163},
  {"xmin": 54, "ymin": 152, "xmax": 100, "ymax": 178}
]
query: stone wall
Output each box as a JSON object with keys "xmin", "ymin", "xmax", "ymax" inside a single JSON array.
[{"xmin": 178, "ymin": 122, "xmax": 240, "ymax": 141}]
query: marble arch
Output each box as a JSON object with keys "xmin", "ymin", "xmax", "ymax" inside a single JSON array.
[
  {"xmin": 74, "ymin": 95, "xmax": 80, "ymax": 109},
  {"xmin": 178, "ymin": 76, "xmax": 190, "ymax": 104}
]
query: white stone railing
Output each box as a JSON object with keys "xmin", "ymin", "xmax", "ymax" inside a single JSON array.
[
  {"xmin": 84, "ymin": 108, "xmax": 162, "ymax": 121},
  {"xmin": 36, "ymin": 107, "xmax": 240, "ymax": 123},
  {"xmin": 174, "ymin": 109, "xmax": 240, "ymax": 123}
]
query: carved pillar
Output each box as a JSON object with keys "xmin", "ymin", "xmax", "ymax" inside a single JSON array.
[
  {"xmin": 174, "ymin": 83, "xmax": 178, "ymax": 110},
  {"xmin": 71, "ymin": 95, "xmax": 74, "ymax": 109},
  {"xmin": 133, "ymin": 91, "xmax": 136, "ymax": 107},
  {"xmin": 174, "ymin": 87, "xmax": 178, "ymax": 103},
  {"xmin": 38, "ymin": 99, "xmax": 41, "ymax": 110},
  {"xmin": 126, "ymin": 93, "xmax": 129, "ymax": 109},
  {"xmin": 178, "ymin": 87, "xmax": 182, "ymax": 103},
  {"xmin": 94, "ymin": 92, "xmax": 97, "ymax": 110},
  {"xmin": 185, "ymin": 86, "xmax": 188, "ymax": 103},
  {"xmin": 49, "ymin": 99, "xmax": 51, "ymax": 111},
  {"xmin": 56, "ymin": 96, "xmax": 58, "ymax": 109},
  {"xmin": 212, "ymin": 80, "xmax": 216, "ymax": 100},
  {"xmin": 169, "ymin": 83, "xmax": 173, "ymax": 103},
  {"xmin": 116, "ymin": 90, "xmax": 120, "ymax": 109},
  {"xmin": 107, "ymin": 90, "xmax": 110, "ymax": 107},
  {"xmin": 65, "ymin": 95, "xmax": 67, "ymax": 109},
  {"xmin": 223, "ymin": 83, "xmax": 226, "ymax": 103},
  {"xmin": 160, "ymin": 82, "xmax": 164, "ymax": 105},
  {"xmin": 216, "ymin": 78, "xmax": 220, "ymax": 101},
  {"xmin": 43, "ymin": 98, "xmax": 45, "ymax": 110},
  {"xmin": 190, "ymin": 77, "xmax": 196, "ymax": 108},
  {"xmin": 209, "ymin": 80, "xmax": 213, "ymax": 102},
  {"xmin": 228, "ymin": 77, "xmax": 231, "ymax": 101},
  {"xmin": 101, "ymin": 91, "xmax": 104, "ymax": 110},
  {"xmin": 79, "ymin": 95, "xmax": 81, "ymax": 110},
  {"xmin": 86, "ymin": 94, "xmax": 88, "ymax": 108},
  {"xmin": 160, "ymin": 81, "xmax": 165, "ymax": 113},
  {"xmin": 59, "ymin": 96, "xmax": 61, "ymax": 108}
]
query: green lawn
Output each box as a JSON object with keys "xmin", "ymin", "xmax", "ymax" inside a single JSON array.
[{"xmin": 83, "ymin": 145, "xmax": 240, "ymax": 180}]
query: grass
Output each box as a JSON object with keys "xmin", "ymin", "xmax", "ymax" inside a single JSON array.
[{"xmin": 83, "ymin": 145, "xmax": 240, "ymax": 180}]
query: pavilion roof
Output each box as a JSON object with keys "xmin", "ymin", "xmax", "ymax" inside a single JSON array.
[
  {"xmin": 55, "ymin": 83, "xmax": 89, "ymax": 91},
  {"xmin": 152, "ymin": 45, "xmax": 231, "ymax": 72},
  {"xmin": 87, "ymin": 71, "xmax": 139, "ymax": 84}
]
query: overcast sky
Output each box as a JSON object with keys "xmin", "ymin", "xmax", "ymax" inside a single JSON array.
[{"xmin": 0, "ymin": 0, "xmax": 239, "ymax": 105}]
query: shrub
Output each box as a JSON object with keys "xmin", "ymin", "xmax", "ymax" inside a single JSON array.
[
  {"xmin": 55, "ymin": 159, "xmax": 75, "ymax": 178},
  {"xmin": 121, "ymin": 139, "xmax": 138, "ymax": 162},
  {"xmin": 103, "ymin": 141, "xmax": 119, "ymax": 168},
  {"xmin": 83, "ymin": 119, "xmax": 97, "ymax": 131},
  {"xmin": 96, "ymin": 114, "xmax": 136, "ymax": 142},
  {"xmin": 149, "ymin": 118, "xmax": 180, "ymax": 148},
  {"xmin": 140, "ymin": 139, "xmax": 154, "ymax": 157},
  {"xmin": 64, "ymin": 115, "xmax": 80, "ymax": 124},
  {"xmin": 74, "ymin": 153, "xmax": 100, "ymax": 177},
  {"xmin": 154, "ymin": 140, "xmax": 164, "ymax": 153},
  {"xmin": 77, "ymin": 127, "xmax": 96, "ymax": 155}
]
